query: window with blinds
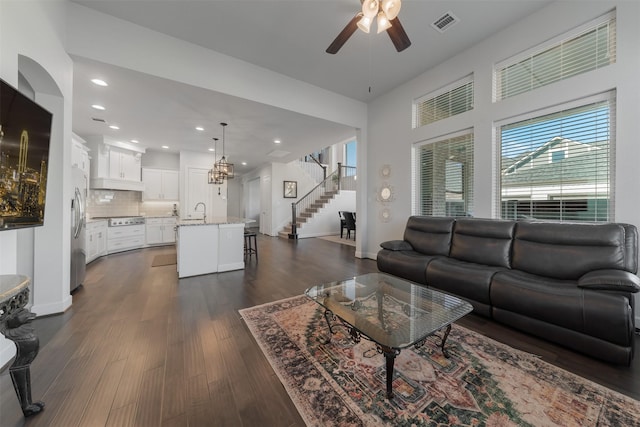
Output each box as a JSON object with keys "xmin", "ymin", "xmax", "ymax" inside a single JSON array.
[
  {"xmin": 498, "ymin": 94, "xmax": 614, "ymax": 222},
  {"xmin": 414, "ymin": 133, "xmax": 474, "ymax": 216},
  {"xmin": 413, "ymin": 76, "xmax": 473, "ymax": 128},
  {"xmin": 495, "ymin": 11, "xmax": 616, "ymax": 101}
]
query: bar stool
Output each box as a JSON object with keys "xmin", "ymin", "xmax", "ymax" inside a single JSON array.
[{"xmin": 244, "ymin": 230, "xmax": 258, "ymax": 261}]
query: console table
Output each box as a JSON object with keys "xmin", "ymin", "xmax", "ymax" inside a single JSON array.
[{"xmin": 0, "ymin": 275, "xmax": 44, "ymax": 417}]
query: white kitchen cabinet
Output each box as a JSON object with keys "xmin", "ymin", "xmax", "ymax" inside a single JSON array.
[
  {"xmin": 146, "ymin": 217, "xmax": 176, "ymax": 245},
  {"xmin": 142, "ymin": 168, "xmax": 179, "ymax": 201},
  {"xmin": 72, "ymin": 134, "xmax": 91, "ymax": 177},
  {"xmin": 109, "ymin": 147, "xmax": 141, "ymax": 181},
  {"xmin": 88, "ymin": 139, "xmax": 145, "ymax": 191},
  {"xmin": 86, "ymin": 220, "xmax": 107, "ymax": 263},
  {"xmin": 107, "ymin": 224, "xmax": 146, "ymax": 254}
]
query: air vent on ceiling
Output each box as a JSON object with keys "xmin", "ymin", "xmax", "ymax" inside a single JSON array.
[
  {"xmin": 92, "ymin": 117, "xmax": 106, "ymax": 123},
  {"xmin": 267, "ymin": 149, "xmax": 291, "ymax": 158},
  {"xmin": 431, "ymin": 11, "xmax": 459, "ymax": 33}
]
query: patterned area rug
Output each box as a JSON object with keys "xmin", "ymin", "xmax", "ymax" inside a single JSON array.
[{"xmin": 239, "ymin": 295, "xmax": 640, "ymax": 427}]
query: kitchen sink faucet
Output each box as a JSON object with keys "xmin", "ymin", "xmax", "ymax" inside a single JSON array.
[{"xmin": 194, "ymin": 202, "xmax": 206, "ymax": 222}]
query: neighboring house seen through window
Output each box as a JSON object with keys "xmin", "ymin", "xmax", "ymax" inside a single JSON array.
[{"xmin": 498, "ymin": 93, "xmax": 614, "ymax": 222}]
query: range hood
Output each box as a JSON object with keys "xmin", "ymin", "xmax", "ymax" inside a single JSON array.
[{"xmin": 90, "ymin": 178, "xmax": 144, "ymax": 191}]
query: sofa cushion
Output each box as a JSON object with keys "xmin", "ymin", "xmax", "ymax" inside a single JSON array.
[
  {"xmin": 426, "ymin": 257, "xmax": 505, "ymax": 316},
  {"xmin": 450, "ymin": 218, "xmax": 516, "ymax": 268},
  {"xmin": 491, "ymin": 270, "xmax": 633, "ymax": 346},
  {"xmin": 512, "ymin": 222, "xmax": 627, "ymax": 280},
  {"xmin": 377, "ymin": 249, "xmax": 436, "ymax": 285},
  {"xmin": 403, "ymin": 216, "xmax": 454, "ymax": 255}
]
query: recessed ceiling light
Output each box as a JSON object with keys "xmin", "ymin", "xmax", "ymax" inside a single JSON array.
[
  {"xmin": 131, "ymin": 139, "xmax": 139, "ymax": 143},
  {"xmin": 241, "ymin": 162, "xmax": 247, "ymax": 166},
  {"xmin": 274, "ymin": 139, "xmax": 281, "ymax": 144},
  {"xmin": 91, "ymin": 78, "xmax": 108, "ymax": 87},
  {"xmin": 91, "ymin": 104, "xmax": 105, "ymax": 110},
  {"xmin": 162, "ymin": 145, "xmax": 169, "ymax": 149},
  {"xmin": 208, "ymin": 148, "xmax": 215, "ymax": 152},
  {"xmin": 109, "ymin": 125, "xmax": 120, "ymax": 130},
  {"xmin": 195, "ymin": 126, "xmax": 204, "ymax": 131}
]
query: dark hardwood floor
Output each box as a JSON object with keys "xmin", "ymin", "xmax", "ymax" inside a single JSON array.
[{"xmin": 1, "ymin": 235, "xmax": 638, "ymax": 426}]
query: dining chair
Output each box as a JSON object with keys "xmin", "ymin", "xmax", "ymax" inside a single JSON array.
[
  {"xmin": 338, "ymin": 211, "xmax": 347, "ymax": 238},
  {"xmin": 343, "ymin": 211, "xmax": 356, "ymax": 240}
]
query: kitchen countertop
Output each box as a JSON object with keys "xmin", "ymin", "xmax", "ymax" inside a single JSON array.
[
  {"xmin": 177, "ymin": 216, "xmax": 254, "ymax": 226},
  {"xmin": 86, "ymin": 218, "xmax": 108, "ymax": 224}
]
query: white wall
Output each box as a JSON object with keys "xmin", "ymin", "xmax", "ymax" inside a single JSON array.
[
  {"xmin": 0, "ymin": 0, "xmax": 74, "ymax": 366},
  {"xmin": 141, "ymin": 150, "xmax": 180, "ymax": 170},
  {"xmin": 365, "ymin": 1, "xmax": 640, "ymax": 321},
  {"xmin": 297, "ymin": 191, "xmax": 357, "ymax": 238}
]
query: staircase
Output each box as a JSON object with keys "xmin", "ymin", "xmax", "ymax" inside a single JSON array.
[{"xmin": 278, "ymin": 190, "xmax": 337, "ymax": 238}]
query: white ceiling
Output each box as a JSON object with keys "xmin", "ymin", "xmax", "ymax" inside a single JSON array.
[{"xmin": 70, "ymin": 0, "xmax": 551, "ymax": 172}]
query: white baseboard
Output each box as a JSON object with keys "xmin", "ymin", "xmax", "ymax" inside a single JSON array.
[{"xmin": 32, "ymin": 295, "xmax": 72, "ymax": 317}]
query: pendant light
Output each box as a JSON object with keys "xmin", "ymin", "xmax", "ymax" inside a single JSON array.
[
  {"xmin": 213, "ymin": 122, "xmax": 234, "ymax": 181},
  {"xmin": 208, "ymin": 137, "xmax": 224, "ymax": 184}
]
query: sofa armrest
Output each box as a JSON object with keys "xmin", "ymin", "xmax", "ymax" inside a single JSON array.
[
  {"xmin": 380, "ymin": 240, "xmax": 414, "ymax": 251},
  {"xmin": 578, "ymin": 270, "xmax": 640, "ymax": 293}
]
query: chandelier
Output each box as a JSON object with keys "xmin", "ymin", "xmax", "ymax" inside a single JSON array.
[
  {"xmin": 208, "ymin": 122, "xmax": 234, "ymax": 184},
  {"xmin": 358, "ymin": 0, "xmax": 401, "ymax": 34}
]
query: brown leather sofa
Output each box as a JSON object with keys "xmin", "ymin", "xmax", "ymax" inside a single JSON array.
[{"xmin": 377, "ymin": 216, "xmax": 639, "ymax": 365}]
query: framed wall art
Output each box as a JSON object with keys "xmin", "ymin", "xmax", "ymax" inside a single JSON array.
[{"xmin": 283, "ymin": 180, "xmax": 297, "ymax": 198}]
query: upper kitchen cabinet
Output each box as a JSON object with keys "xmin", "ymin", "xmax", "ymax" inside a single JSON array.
[
  {"xmin": 71, "ymin": 133, "xmax": 90, "ymax": 177},
  {"xmin": 87, "ymin": 137, "xmax": 145, "ymax": 191},
  {"xmin": 142, "ymin": 168, "xmax": 179, "ymax": 201},
  {"xmin": 109, "ymin": 147, "xmax": 141, "ymax": 181}
]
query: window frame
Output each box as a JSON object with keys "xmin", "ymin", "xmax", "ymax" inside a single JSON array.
[
  {"xmin": 494, "ymin": 91, "xmax": 616, "ymax": 222},
  {"xmin": 493, "ymin": 10, "xmax": 616, "ymax": 102},
  {"xmin": 412, "ymin": 129, "xmax": 474, "ymax": 217},
  {"xmin": 413, "ymin": 74, "xmax": 474, "ymax": 129}
]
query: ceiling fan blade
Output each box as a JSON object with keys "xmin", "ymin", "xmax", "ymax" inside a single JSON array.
[
  {"xmin": 326, "ymin": 14, "xmax": 360, "ymax": 54},
  {"xmin": 386, "ymin": 17, "xmax": 411, "ymax": 52}
]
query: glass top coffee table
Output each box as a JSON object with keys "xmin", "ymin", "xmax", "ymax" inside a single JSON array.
[{"xmin": 305, "ymin": 272, "xmax": 473, "ymax": 399}]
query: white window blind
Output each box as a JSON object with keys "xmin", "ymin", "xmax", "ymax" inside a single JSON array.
[
  {"xmin": 495, "ymin": 12, "xmax": 616, "ymax": 101},
  {"xmin": 498, "ymin": 94, "xmax": 615, "ymax": 222},
  {"xmin": 413, "ymin": 76, "xmax": 473, "ymax": 128},
  {"xmin": 414, "ymin": 132, "xmax": 474, "ymax": 216}
]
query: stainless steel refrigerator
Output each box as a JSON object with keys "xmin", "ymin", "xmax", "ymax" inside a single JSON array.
[{"xmin": 70, "ymin": 166, "xmax": 87, "ymax": 293}]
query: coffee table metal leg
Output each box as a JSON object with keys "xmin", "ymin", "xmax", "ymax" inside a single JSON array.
[
  {"xmin": 440, "ymin": 324, "xmax": 452, "ymax": 358},
  {"xmin": 320, "ymin": 309, "xmax": 335, "ymax": 344},
  {"xmin": 380, "ymin": 346, "xmax": 400, "ymax": 399}
]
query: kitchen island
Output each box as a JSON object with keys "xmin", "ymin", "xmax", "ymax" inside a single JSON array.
[{"xmin": 176, "ymin": 217, "xmax": 251, "ymax": 278}]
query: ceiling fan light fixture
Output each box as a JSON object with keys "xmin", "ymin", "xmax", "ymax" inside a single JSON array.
[
  {"xmin": 357, "ymin": 14, "xmax": 372, "ymax": 33},
  {"xmin": 362, "ymin": 0, "xmax": 379, "ymax": 19},
  {"xmin": 381, "ymin": 0, "xmax": 401, "ymax": 20},
  {"xmin": 376, "ymin": 11, "xmax": 392, "ymax": 34}
]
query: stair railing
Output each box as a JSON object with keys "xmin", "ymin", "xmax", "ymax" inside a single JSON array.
[{"xmin": 298, "ymin": 154, "xmax": 327, "ymax": 184}]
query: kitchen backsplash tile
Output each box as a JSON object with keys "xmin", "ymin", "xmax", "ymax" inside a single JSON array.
[
  {"xmin": 87, "ymin": 190, "xmax": 140, "ymax": 217},
  {"xmin": 87, "ymin": 190, "xmax": 179, "ymax": 218},
  {"xmin": 140, "ymin": 201, "xmax": 179, "ymax": 217}
]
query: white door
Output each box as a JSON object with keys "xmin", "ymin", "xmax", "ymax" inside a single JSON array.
[
  {"xmin": 186, "ymin": 167, "xmax": 213, "ymax": 218},
  {"xmin": 247, "ymin": 177, "xmax": 261, "ymax": 228}
]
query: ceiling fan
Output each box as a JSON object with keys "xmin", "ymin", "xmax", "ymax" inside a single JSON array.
[{"xmin": 326, "ymin": 0, "xmax": 411, "ymax": 54}]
